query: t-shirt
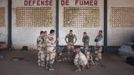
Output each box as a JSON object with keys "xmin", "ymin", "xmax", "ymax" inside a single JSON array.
[
  {"xmin": 82, "ymin": 35, "xmax": 89, "ymax": 45},
  {"xmin": 65, "ymin": 34, "xmax": 77, "ymax": 44},
  {"xmin": 74, "ymin": 51, "xmax": 88, "ymax": 65},
  {"xmin": 95, "ymin": 35, "xmax": 103, "ymax": 46}
]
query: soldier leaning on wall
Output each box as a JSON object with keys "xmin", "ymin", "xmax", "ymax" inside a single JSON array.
[
  {"xmin": 65, "ymin": 30, "xmax": 77, "ymax": 62},
  {"xmin": 37, "ymin": 31, "xmax": 46, "ymax": 67},
  {"xmin": 82, "ymin": 32, "xmax": 90, "ymax": 51}
]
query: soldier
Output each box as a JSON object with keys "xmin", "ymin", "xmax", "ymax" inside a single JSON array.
[
  {"xmin": 84, "ymin": 50, "xmax": 95, "ymax": 66},
  {"xmin": 65, "ymin": 30, "xmax": 77, "ymax": 62},
  {"xmin": 95, "ymin": 30, "xmax": 103, "ymax": 47},
  {"xmin": 93, "ymin": 46, "xmax": 103, "ymax": 66},
  {"xmin": 94, "ymin": 30, "xmax": 104, "ymax": 66},
  {"xmin": 37, "ymin": 31, "xmax": 46, "ymax": 67},
  {"xmin": 82, "ymin": 32, "xmax": 90, "ymax": 51},
  {"xmin": 46, "ymin": 29, "xmax": 56, "ymax": 71},
  {"xmin": 74, "ymin": 46, "xmax": 88, "ymax": 72},
  {"xmin": 43, "ymin": 31, "xmax": 48, "ymax": 67}
]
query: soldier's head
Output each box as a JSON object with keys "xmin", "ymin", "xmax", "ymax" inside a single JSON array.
[
  {"xmin": 44, "ymin": 31, "xmax": 47, "ymax": 36},
  {"xmin": 69, "ymin": 30, "xmax": 73, "ymax": 34},
  {"xmin": 50, "ymin": 29, "xmax": 55, "ymax": 35},
  {"xmin": 83, "ymin": 32, "xmax": 87, "ymax": 36},
  {"xmin": 98, "ymin": 30, "xmax": 103, "ymax": 35},
  {"xmin": 40, "ymin": 31, "xmax": 44, "ymax": 36},
  {"xmin": 75, "ymin": 46, "xmax": 80, "ymax": 53}
]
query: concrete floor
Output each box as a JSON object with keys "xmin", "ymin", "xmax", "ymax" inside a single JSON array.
[{"xmin": 0, "ymin": 50, "xmax": 134, "ymax": 75}]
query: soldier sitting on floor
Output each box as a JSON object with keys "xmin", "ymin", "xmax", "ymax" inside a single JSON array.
[
  {"xmin": 74, "ymin": 46, "xmax": 88, "ymax": 72},
  {"xmin": 84, "ymin": 50, "xmax": 95, "ymax": 67}
]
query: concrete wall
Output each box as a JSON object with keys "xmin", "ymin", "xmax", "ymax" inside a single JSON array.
[
  {"xmin": 12, "ymin": 0, "xmax": 56, "ymax": 49},
  {"xmin": 59, "ymin": 0, "xmax": 104, "ymax": 46},
  {"xmin": 0, "ymin": 0, "xmax": 8, "ymax": 43},
  {"xmin": 108, "ymin": 0, "xmax": 134, "ymax": 46},
  {"xmin": 1, "ymin": 0, "xmax": 134, "ymax": 49},
  {"xmin": 11, "ymin": 0, "xmax": 104, "ymax": 49}
]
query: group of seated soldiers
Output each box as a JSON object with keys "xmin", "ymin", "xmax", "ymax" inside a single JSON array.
[{"xmin": 37, "ymin": 29, "xmax": 103, "ymax": 72}]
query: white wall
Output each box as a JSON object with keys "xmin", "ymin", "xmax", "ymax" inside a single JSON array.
[
  {"xmin": 108, "ymin": 0, "xmax": 134, "ymax": 46},
  {"xmin": 0, "ymin": 0, "xmax": 8, "ymax": 43},
  {"xmin": 12, "ymin": 0, "xmax": 56, "ymax": 49},
  {"xmin": 9, "ymin": 0, "xmax": 134, "ymax": 49},
  {"xmin": 59, "ymin": 0, "xmax": 104, "ymax": 46}
]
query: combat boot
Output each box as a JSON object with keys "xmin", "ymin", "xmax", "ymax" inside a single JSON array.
[
  {"xmin": 75, "ymin": 65, "xmax": 81, "ymax": 72},
  {"xmin": 48, "ymin": 64, "xmax": 55, "ymax": 71},
  {"xmin": 45, "ymin": 62, "xmax": 49, "ymax": 70}
]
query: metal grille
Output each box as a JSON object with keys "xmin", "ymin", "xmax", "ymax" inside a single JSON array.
[
  {"xmin": 0, "ymin": 7, "xmax": 5, "ymax": 27},
  {"xmin": 64, "ymin": 7, "xmax": 100, "ymax": 28},
  {"xmin": 111, "ymin": 7, "xmax": 134, "ymax": 27},
  {"xmin": 16, "ymin": 7, "xmax": 52, "ymax": 27}
]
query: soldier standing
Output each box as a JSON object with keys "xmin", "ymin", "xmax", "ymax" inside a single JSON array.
[
  {"xmin": 43, "ymin": 31, "xmax": 48, "ymax": 67},
  {"xmin": 37, "ymin": 31, "xmax": 46, "ymax": 67},
  {"xmin": 46, "ymin": 30, "xmax": 56, "ymax": 71},
  {"xmin": 94, "ymin": 30, "xmax": 104, "ymax": 66},
  {"xmin": 65, "ymin": 30, "xmax": 77, "ymax": 62},
  {"xmin": 95, "ymin": 30, "xmax": 103, "ymax": 47},
  {"xmin": 82, "ymin": 32, "xmax": 90, "ymax": 51}
]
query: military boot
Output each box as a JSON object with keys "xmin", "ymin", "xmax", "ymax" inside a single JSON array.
[
  {"xmin": 48, "ymin": 64, "xmax": 55, "ymax": 71},
  {"xmin": 75, "ymin": 65, "xmax": 81, "ymax": 72},
  {"xmin": 45, "ymin": 62, "xmax": 49, "ymax": 70}
]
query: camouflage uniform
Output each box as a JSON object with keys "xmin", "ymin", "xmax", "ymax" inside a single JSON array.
[
  {"xmin": 94, "ymin": 47, "xmax": 102, "ymax": 61},
  {"xmin": 74, "ymin": 51, "xmax": 88, "ymax": 72},
  {"xmin": 95, "ymin": 35, "xmax": 103, "ymax": 46},
  {"xmin": 84, "ymin": 51, "xmax": 95, "ymax": 66},
  {"xmin": 46, "ymin": 34, "xmax": 56, "ymax": 71},
  {"xmin": 37, "ymin": 35, "xmax": 46, "ymax": 67},
  {"xmin": 65, "ymin": 34, "xmax": 77, "ymax": 62},
  {"xmin": 94, "ymin": 34, "xmax": 103, "ymax": 61},
  {"xmin": 82, "ymin": 35, "xmax": 89, "ymax": 50}
]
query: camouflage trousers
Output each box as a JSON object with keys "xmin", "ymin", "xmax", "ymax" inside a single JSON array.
[
  {"xmin": 38, "ymin": 50, "xmax": 46, "ymax": 67},
  {"xmin": 67, "ymin": 44, "xmax": 75, "ymax": 62},
  {"xmin": 46, "ymin": 46, "xmax": 56, "ymax": 70},
  {"xmin": 94, "ymin": 47, "xmax": 102, "ymax": 61},
  {"xmin": 83, "ymin": 44, "xmax": 89, "ymax": 51}
]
